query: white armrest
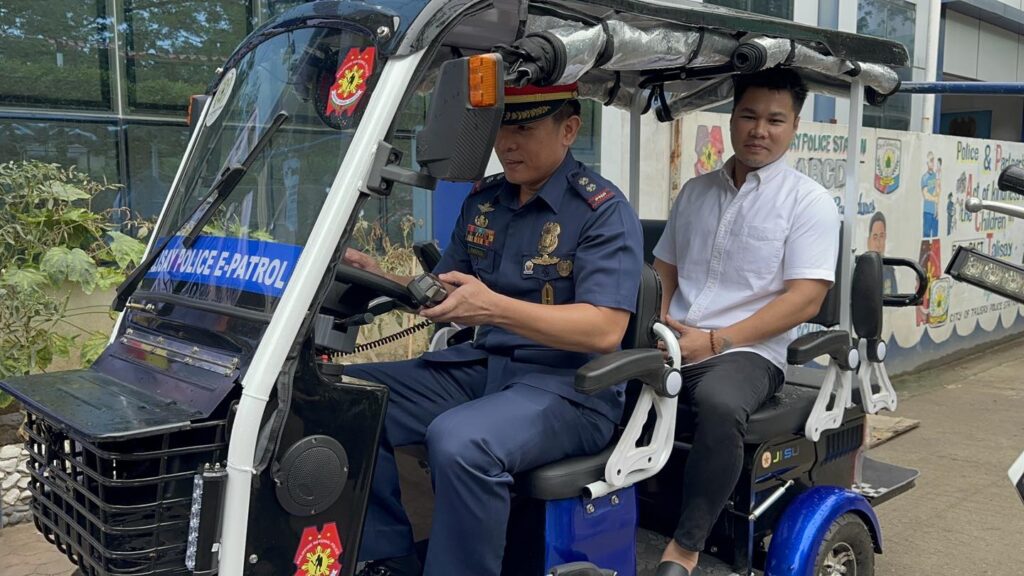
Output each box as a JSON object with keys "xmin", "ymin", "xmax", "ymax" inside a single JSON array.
[
  {"xmin": 586, "ymin": 322, "xmax": 680, "ymax": 499},
  {"xmin": 804, "ymin": 353, "xmax": 857, "ymax": 442},
  {"xmin": 857, "ymin": 340, "xmax": 898, "ymax": 414}
]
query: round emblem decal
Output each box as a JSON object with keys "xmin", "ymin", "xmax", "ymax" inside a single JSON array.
[{"xmin": 205, "ymin": 67, "xmax": 236, "ymax": 126}]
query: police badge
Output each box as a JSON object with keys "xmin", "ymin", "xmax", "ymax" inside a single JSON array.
[{"xmin": 532, "ymin": 222, "xmax": 561, "ymax": 266}]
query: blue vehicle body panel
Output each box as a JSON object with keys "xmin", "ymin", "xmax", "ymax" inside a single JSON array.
[
  {"xmin": 544, "ymin": 487, "xmax": 638, "ymax": 576},
  {"xmin": 765, "ymin": 486, "xmax": 881, "ymax": 576}
]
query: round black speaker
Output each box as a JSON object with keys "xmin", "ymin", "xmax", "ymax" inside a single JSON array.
[{"xmin": 275, "ymin": 435, "xmax": 348, "ymax": 517}]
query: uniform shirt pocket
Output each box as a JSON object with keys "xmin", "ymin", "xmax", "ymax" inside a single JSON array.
[
  {"xmin": 470, "ymin": 248, "xmax": 497, "ymax": 276},
  {"xmin": 520, "ymin": 252, "xmax": 576, "ymax": 282},
  {"xmin": 732, "ymin": 224, "xmax": 786, "ymax": 280},
  {"xmin": 519, "ymin": 252, "xmax": 576, "ymax": 303}
]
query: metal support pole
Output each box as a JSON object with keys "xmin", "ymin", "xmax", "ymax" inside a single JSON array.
[
  {"xmin": 628, "ymin": 90, "xmax": 647, "ymax": 211},
  {"xmin": 899, "ymin": 82, "xmax": 1024, "ymax": 95},
  {"xmin": 921, "ymin": 0, "xmax": 941, "ymax": 133},
  {"xmin": 841, "ymin": 79, "xmax": 864, "ymax": 338}
]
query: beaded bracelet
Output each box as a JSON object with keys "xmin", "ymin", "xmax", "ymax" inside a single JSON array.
[{"xmin": 709, "ymin": 330, "xmax": 719, "ymax": 356}]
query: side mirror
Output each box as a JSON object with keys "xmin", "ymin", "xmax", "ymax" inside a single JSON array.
[
  {"xmin": 188, "ymin": 95, "xmax": 210, "ymax": 134},
  {"xmin": 416, "ymin": 54, "xmax": 505, "ymax": 182}
]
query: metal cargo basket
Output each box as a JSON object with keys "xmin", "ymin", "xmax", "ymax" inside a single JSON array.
[{"xmin": 2, "ymin": 369, "xmax": 235, "ymax": 575}]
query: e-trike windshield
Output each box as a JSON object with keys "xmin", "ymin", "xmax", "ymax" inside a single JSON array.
[{"xmin": 138, "ymin": 25, "xmax": 382, "ymax": 315}]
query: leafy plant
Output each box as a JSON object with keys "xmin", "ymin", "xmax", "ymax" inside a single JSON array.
[
  {"xmin": 344, "ymin": 214, "xmax": 432, "ymax": 364},
  {"xmin": 0, "ymin": 161, "xmax": 147, "ymax": 407}
]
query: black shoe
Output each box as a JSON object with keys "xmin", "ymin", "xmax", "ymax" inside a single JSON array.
[
  {"xmin": 655, "ymin": 561, "xmax": 699, "ymax": 576},
  {"xmin": 356, "ymin": 553, "xmax": 422, "ymax": 576}
]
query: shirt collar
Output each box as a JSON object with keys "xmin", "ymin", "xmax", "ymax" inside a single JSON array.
[
  {"xmin": 720, "ymin": 155, "xmax": 788, "ymax": 190},
  {"xmin": 497, "ymin": 152, "xmax": 576, "ymax": 214}
]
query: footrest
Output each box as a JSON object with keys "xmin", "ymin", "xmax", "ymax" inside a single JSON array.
[{"xmin": 853, "ymin": 455, "xmax": 918, "ymax": 506}]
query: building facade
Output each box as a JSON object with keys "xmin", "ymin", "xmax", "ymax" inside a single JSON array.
[{"xmin": 3, "ymin": 1, "xmax": 1024, "ymax": 240}]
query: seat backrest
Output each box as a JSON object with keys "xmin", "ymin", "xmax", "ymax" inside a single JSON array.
[
  {"xmin": 851, "ymin": 251, "xmax": 883, "ymax": 339},
  {"xmin": 805, "ymin": 226, "xmax": 844, "ymax": 328},
  {"xmin": 640, "ymin": 219, "xmax": 666, "ymax": 265},
  {"xmin": 622, "ymin": 263, "xmax": 662, "ymax": 350}
]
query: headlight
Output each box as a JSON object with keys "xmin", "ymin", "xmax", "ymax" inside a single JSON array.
[{"xmin": 947, "ymin": 246, "xmax": 1024, "ymax": 304}]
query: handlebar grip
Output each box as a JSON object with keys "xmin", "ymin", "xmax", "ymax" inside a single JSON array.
[{"xmin": 998, "ymin": 165, "xmax": 1024, "ymax": 197}]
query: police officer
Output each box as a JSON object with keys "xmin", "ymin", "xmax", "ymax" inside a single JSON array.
[{"xmin": 344, "ymin": 83, "xmax": 644, "ymax": 576}]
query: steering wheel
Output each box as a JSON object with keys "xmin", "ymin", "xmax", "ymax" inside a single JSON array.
[{"xmin": 334, "ymin": 264, "xmax": 419, "ymax": 312}]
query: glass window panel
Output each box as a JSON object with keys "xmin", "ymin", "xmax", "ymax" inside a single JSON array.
[
  {"xmin": 0, "ymin": 117, "xmax": 120, "ymax": 207},
  {"xmin": 706, "ymin": 0, "xmax": 747, "ymax": 11},
  {"xmin": 0, "ymin": 1, "xmax": 112, "ymax": 110},
  {"xmin": 886, "ymin": 2, "xmax": 916, "ymax": 60},
  {"xmin": 858, "ymin": 0, "xmax": 915, "ymax": 60},
  {"xmin": 863, "ymin": 67, "xmax": 912, "ymax": 131},
  {"xmin": 571, "ymin": 100, "xmax": 602, "ymax": 172},
  {"xmin": 124, "ymin": 123, "xmax": 191, "ymax": 219},
  {"xmin": 264, "ymin": 0, "xmax": 310, "ymax": 20},
  {"xmin": 706, "ymin": 0, "xmax": 793, "ymax": 19},
  {"xmin": 122, "ymin": 0, "xmax": 253, "ymax": 114},
  {"xmin": 858, "ymin": 0, "xmax": 915, "ymax": 131},
  {"xmin": 760, "ymin": 0, "xmax": 794, "ymax": 19}
]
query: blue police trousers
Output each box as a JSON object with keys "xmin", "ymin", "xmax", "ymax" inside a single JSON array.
[{"xmin": 347, "ymin": 354, "xmax": 613, "ymax": 576}]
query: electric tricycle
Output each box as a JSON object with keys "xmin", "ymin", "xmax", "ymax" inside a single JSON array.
[{"xmin": 0, "ymin": 1, "xmax": 928, "ymax": 575}]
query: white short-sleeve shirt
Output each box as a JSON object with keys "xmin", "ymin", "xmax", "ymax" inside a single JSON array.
[{"xmin": 653, "ymin": 156, "xmax": 840, "ymax": 369}]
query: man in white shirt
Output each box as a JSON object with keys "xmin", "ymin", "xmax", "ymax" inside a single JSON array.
[{"xmin": 653, "ymin": 69, "xmax": 840, "ymax": 576}]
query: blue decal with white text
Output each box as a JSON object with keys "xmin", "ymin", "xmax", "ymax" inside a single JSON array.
[{"xmin": 145, "ymin": 236, "xmax": 303, "ymax": 298}]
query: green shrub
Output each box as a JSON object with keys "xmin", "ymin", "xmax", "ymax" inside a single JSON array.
[
  {"xmin": 344, "ymin": 214, "xmax": 432, "ymax": 364},
  {"xmin": 0, "ymin": 161, "xmax": 147, "ymax": 407}
]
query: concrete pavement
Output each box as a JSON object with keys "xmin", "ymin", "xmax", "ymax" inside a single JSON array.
[
  {"xmin": 1, "ymin": 336, "xmax": 1022, "ymax": 575},
  {"xmin": 869, "ymin": 336, "xmax": 1024, "ymax": 576}
]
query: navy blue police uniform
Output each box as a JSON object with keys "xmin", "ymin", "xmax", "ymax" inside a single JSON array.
[{"xmin": 348, "ymin": 149, "xmax": 643, "ymax": 575}]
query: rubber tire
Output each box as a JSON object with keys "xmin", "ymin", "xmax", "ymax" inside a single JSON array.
[{"xmin": 813, "ymin": 513, "xmax": 875, "ymax": 576}]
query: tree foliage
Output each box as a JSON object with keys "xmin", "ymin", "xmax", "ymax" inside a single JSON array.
[{"xmin": 0, "ymin": 161, "xmax": 147, "ymax": 407}]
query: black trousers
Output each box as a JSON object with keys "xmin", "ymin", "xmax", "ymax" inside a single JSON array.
[{"xmin": 673, "ymin": 351, "xmax": 784, "ymax": 552}]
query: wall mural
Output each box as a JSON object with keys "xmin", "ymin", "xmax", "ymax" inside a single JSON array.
[{"xmin": 677, "ymin": 112, "xmax": 1024, "ymax": 358}]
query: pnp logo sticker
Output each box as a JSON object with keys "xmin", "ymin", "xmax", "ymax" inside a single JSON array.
[
  {"xmin": 326, "ymin": 47, "xmax": 376, "ymax": 118},
  {"xmin": 145, "ymin": 235, "xmax": 303, "ymax": 298},
  {"xmin": 293, "ymin": 522, "xmax": 343, "ymax": 576},
  {"xmin": 761, "ymin": 451, "xmax": 772, "ymax": 469}
]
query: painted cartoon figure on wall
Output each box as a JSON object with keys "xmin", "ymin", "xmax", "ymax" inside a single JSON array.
[
  {"xmin": 946, "ymin": 192, "xmax": 955, "ymax": 235},
  {"xmin": 694, "ymin": 125, "xmax": 725, "ymax": 176},
  {"xmin": 921, "ymin": 152, "xmax": 941, "ymax": 239},
  {"xmin": 868, "ymin": 211, "xmax": 897, "ymax": 295}
]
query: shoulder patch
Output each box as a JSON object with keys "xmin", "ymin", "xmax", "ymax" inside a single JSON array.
[
  {"xmin": 569, "ymin": 169, "xmax": 619, "ymax": 210},
  {"xmin": 587, "ymin": 188, "xmax": 616, "ymax": 210},
  {"xmin": 471, "ymin": 172, "xmax": 505, "ymax": 195}
]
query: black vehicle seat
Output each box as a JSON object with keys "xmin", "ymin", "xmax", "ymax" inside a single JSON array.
[
  {"xmin": 640, "ymin": 219, "xmax": 841, "ymax": 446},
  {"xmin": 515, "ymin": 263, "xmax": 662, "ymax": 500}
]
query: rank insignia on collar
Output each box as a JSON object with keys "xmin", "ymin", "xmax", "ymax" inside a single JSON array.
[
  {"xmin": 531, "ymin": 221, "xmax": 561, "ymax": 265},
  {"xmin": 577, "ymin": 176, "xmax": 590, "ymax": 186}
]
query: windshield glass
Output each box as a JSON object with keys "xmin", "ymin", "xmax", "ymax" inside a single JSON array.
[{"xmin": 140, "ymin": 26, "xmax": 380, "ymax": 314}]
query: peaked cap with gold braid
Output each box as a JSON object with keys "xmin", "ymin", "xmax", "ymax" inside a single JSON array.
[{"xmin": 502, "ymin": 82, "xmax": 579, "ymax": 125}]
